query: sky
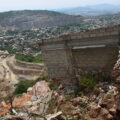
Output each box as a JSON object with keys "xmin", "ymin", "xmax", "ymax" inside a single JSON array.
[{"xmin": 0, "ymin": 0, "xmax": 120, "ymax": 12}]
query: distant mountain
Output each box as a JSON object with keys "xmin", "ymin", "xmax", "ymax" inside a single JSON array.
[
  {"xmin": 56, "ymin": 4, "xmax": 120, "ymax": 16},
  {"xmin": 0, "ymin": 10, "xmax": 84, "ymax": 30}
]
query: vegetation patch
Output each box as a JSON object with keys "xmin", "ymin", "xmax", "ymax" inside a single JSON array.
[
  {"xmin": 14, "ymin": 76, "xmax": 51, "ymax": 96},
  {"xmin": 15, "ymin": 54, "xmax": 43, "ymax": 63},
  {"xmin": 77, "ymin": 74, "xmax": 97, "ymax": 93},
  {"xmin": 75, "ymin": 72, "xmax": 112, "ymax": 95},
  {"xmin": 14, "ymin": 80, "xmax": 35, "ymax": 95}
]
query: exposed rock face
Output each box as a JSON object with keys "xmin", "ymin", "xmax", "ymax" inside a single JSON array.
[
  {"xmin": 1, "ymin": 82, "xmax": 120, "ymax": 120},
  {"xmin": 88, "ymin": 85, "xmax": 120, "ymax": 120},
  {"xmin": 24, "ymin": 81, "xmax": 52, "ymax": 115},
  {"xmin": 0, "ymin": 81, "xmax": 52, "ymax": 116},
  {"xmin": 0, "ymin": 101, "xmax": 11, "ymax": 116},
  {"xmin": 0, "ymin": 51, "xmax": 16, "ymax": 98},
  {"xmin": 12, "ymin": 94, "xmax": 32, "ymax": 108},
  {"xmin": 112, "ymin": 54, "xmax": 120, "ymax": 82},
  {"xmin": 6, "ymin": 56, "xmax": 46, "ymax": 81},
  {"xmin": 31, "ymin": 81, "xmax": 51, "ymax": 95}
]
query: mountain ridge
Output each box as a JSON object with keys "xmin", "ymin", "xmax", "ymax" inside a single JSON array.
[
  {"xmin": 0, "ymin": 10, "xmax": 84, "ymax": 30},
  {"xmin": 55, "ymin": 4, "xmax": 120, "ymax": 16}
]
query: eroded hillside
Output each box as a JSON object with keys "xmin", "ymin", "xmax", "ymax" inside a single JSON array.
[{"xmin": 0, "ymin": 51, "xmax": 45, "ymax": 98}]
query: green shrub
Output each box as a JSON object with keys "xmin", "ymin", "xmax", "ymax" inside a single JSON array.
[
  {"xmin": 33, "ymin": 56, "xmax": 43, "ymax": 63},
  {"xmin": 80, "ymin": 75, "xmax": 96, "ymax": 90},
  {"xmin": 75, "ymin": 74, "xmax": 97, "ymax": 94},
  {"xmin": 49, "ymin": 83, "xmax": 55, "ymax": 90},
  {"xmin": 14, "ymin": 80, "xmax": 35, "ymax": 95},
  {"xmin": 75, "ymin": 72, "xmax": 112, "ymax": 95},
  {"xmin": 15, "ymin": 54, "xmax": 34, "ymax": 62},
  {"xmin": 14, "ymin": 76, "xmax": 51, "ymax": 95},
  {"xmin": 35, "ymin": 76, "xmax": 49, "ymax": 82},
  {"xmin": 15, "ymin": 54, "xmax": 43, "ymax": 63}
]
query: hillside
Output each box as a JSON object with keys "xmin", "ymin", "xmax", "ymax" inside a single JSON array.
[{"xmin": 0, "ymin": 10, "xmax": 83, "ymax": 30}]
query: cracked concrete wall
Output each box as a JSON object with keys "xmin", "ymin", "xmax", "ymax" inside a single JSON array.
[
  {"xmin": 72, "ymin": 47, "xmax": 118, "ymax": 71},
  {"xmin": 39, "ymin": 25, "xmax": 120, "ymax": 81}
]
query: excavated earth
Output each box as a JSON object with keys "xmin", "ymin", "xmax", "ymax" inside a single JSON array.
[
  {"xmin": 1, "ymin": 55, "xmax": 120, "ymax": 120},
  {"xmin": 0, "ymin": 54, "xmax": 45, "ymax": 98}
]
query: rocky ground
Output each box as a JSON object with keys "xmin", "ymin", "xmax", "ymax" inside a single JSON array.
[
  {"xmin": 0, "ymin": 81, "xmax": 120, "ymax": 120},
  {"xmin": 0, "ymin": 56, "xmax": 120, "ymax": 120},
  {"xmin": 1, "ymin": 81, "xmax": 120, "ymax": 120}
]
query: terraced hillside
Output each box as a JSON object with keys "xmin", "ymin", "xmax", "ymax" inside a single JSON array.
[{"xmin": 0, "ymin": 52, "xmax": 46, "ymax": 97}]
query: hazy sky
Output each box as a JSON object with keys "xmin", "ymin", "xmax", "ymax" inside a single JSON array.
[{"xmin": 0, "ymin": 0, "xmax": 120, "ymax": 12}]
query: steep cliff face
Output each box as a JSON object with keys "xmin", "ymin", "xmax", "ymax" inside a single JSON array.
[{"xmin": 0, "ymin": 10, "xmax": 83, "ymax": 30}]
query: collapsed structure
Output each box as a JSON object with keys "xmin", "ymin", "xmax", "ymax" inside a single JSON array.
[{"xmin": 38, "ymin": 25, "xmax": 120, "ymax": 86}]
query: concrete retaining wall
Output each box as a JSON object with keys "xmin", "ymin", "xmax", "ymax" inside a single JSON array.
[
  {"xmin": 38, "ymin": 25, "xmax": 120, "ymax": 83},
  {"xmin": 72, "ymin": 47, "xmax": 118, "ymax": 71}
]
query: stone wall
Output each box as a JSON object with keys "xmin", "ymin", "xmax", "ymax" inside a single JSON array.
[
  {"xmin": 72, "ymin": 47, "xmax": 118, "ymax": 71},
  {"xmin": 38, "ymin": 24, "xmax": 120, "ymax": 84}
]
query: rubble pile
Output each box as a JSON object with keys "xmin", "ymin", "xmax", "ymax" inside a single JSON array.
[
  {"xmin": 0, "ymin": 101, "xmax": 11, "ymax": 116},
  {"xmin": 0, "ymin": 81, "xmax": 52, "ymax": 119},
  {"xmin": 24, "ymin": 81, "xmax": 52, "ymax": 115},
  {"xmin": 88, "ymin": 84, "xmax": 120, "ymax": 120},
  {"xmin": 1, "ymin": 82, "xmax": 120, "ymax": 120},
  {"xmin": 1, "ymin": 56, "xmax": 120, "ymax": 120}
]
